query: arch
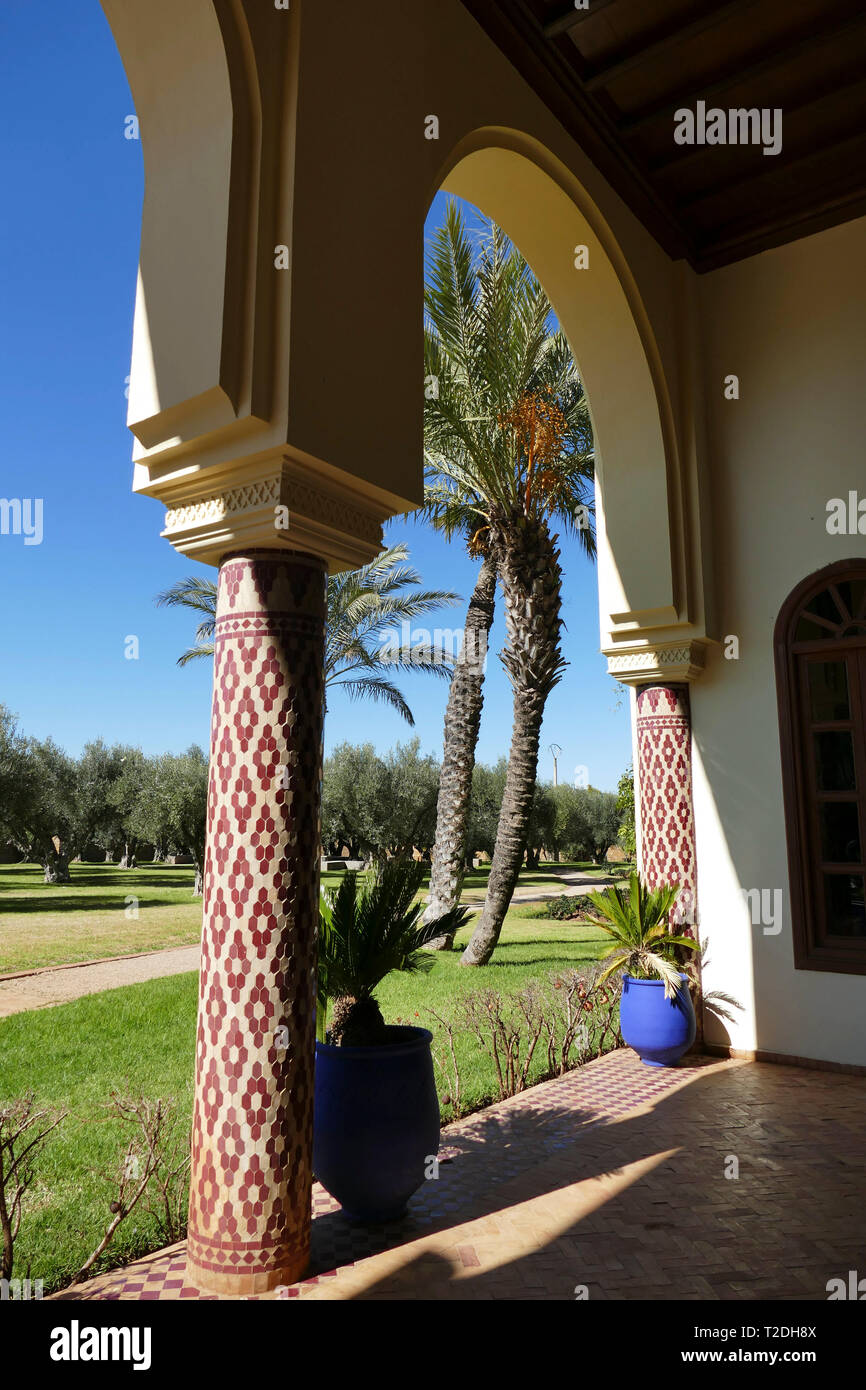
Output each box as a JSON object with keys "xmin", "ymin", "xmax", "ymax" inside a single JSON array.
[
  {"xmin": 775, "ymin": 557, "xmax": 866, "ymax": 975},
  {"xmin": 101, "ymin": 0, "xmax": 290, "ymax": 457},
  {"xmin": 432, "ymin": 132, "xmax": 691, "ymax": 653}
]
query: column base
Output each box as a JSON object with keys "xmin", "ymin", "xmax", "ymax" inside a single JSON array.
[{"xmin": 185, "ymin": 1252, "xmax": 309, "ymax": 1298}]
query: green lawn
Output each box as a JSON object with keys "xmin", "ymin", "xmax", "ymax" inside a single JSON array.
[
  {"xmin": 0, "ymin": 862, "xmax": 203, "ymax": 973},
  {"xmin": 0, "ymin": 859, "xmax": 623, "ymax": 973},
  {"xmin": 0, "ymin": 906, "xmax": 611, "ymax": 1294}
]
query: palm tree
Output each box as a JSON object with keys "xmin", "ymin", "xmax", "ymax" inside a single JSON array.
[
  {"xmin": 423, "ymin": 201, "xmax": 595, "ymax": 964},
  {"xmin": 420, "ymin": 549, "xmax": 496, "ymax": 942},
  {"xmin": 317, "ymin": 858, "xmax": 470, "ymax": 1045},
  {"xmin": 589, "ymin": 873, "xmax": 697, "ymax": 997},
  {"xmin": 155, "ymin": 543, "xmax": 458, "ymax": 726}
]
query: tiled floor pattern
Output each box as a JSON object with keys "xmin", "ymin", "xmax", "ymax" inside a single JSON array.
[{"xmin": 54, "ymin": 1049, "xmax": 866, "ymax": 1301}]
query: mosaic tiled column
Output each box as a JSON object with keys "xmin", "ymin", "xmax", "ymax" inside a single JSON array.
[
  {"xmin": 187, "ymin": 549, "xmax": 327, "ymax": 1295},
  {"xmin": 635, "ymin": 683, "xmax": 697, "ymax": 925}
]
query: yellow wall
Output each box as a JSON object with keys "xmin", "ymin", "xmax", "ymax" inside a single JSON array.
[{"xmin": 693, "ymin": 216, "xmax": 866, "ymax": 1064}]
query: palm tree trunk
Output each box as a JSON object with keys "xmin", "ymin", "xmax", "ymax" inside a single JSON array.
[
  {"xmin": 423, "ymin": 554, "xmax": 496, "ymax": 947},
  {"xmin": 461, "ymin": 514, "xmax": 564, "ymax": 967}
]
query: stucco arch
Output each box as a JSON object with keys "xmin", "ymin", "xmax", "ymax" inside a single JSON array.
[
  {"xmin": 100, "ymin": 4, "xmax": 707, "ymax": 651},
  {"xmin": 434, "ymin": 133, "xmax": 687, "ymax": 651},
  {"xmin": 101, "ymin": 0, "xmax": 290, "ymax": 462}
]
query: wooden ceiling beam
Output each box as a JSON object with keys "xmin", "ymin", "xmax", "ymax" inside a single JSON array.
[
  {"xmin": 543, "ymin": 0, "xmax": 618, "ymax": 40},
  {"xmin": 582, "ymin": 0, "xmax": 760, "ymax": 93},
  {"xmin": 693, "ymin": 186, "xmax": 866, "ymax": 270},
  {"xmin": 461, "ymin": 0, "xmax": 692, "ymax": 259},
  {"xmin": 619, "ymin": 8, "xmax": 866, "ymax": 136},
  {"xmin": 460, "ymin": 0, "xmax": 866, "ymax": 271},
  {"xmin": 675, "ymin": 127, "xmax": 866, "ymax": 211}
]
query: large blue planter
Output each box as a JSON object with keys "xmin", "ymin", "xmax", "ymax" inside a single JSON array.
[
  {"xmin": 620, "ymin": 974, "xmax": 696, "ymax": 1067},
  {"xmin": 313, "ymin": 1025, "xmax": 440, "ymax": 1222}
]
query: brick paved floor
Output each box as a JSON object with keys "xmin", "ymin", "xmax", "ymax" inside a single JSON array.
[{"xmin": 53, "ymin": 1049, "xmax": 866, "ymax": 1302}]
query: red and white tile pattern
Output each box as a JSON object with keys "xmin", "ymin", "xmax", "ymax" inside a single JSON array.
[
  {"xmin": 187, "ymin": 550, "xmax": 327, "ymax": 1295},
  {"xmin": 635, "ymin": 683, "xmax": 697, "ymax": 923}
]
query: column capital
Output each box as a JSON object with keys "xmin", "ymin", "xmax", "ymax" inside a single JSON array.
[
  {"xmin": 157, "ymin": 450, "xmax": 393, "ymax": 572},
  {"xmin": 605, "ymin": 638, "xmax": 709, "ymax": 687}
]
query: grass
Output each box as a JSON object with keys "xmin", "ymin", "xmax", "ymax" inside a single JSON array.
[
  {"xmin": 0, "ymin": 863, "xmax": 204, "ymax": 973},
  {"xmin": 0, "ymin": 905, "xmax": 610, "ymax": 1294},
  {"xmin": 0, "ymin": 971, "xmax": 199, "ymax": 1294},
  {"xmin": 378, "ymin": 904, "xmax": 613, "ymax": 1117},
  {"xmin": 0, "ymin": 859, "xmax": 624, "ymax": 973},
  {"xmin": 456, "ymin": 866, "xmax": 567, "ymax": 902}
]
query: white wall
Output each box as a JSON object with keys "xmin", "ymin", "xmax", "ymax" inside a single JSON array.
[{"xmin": 692, "ymin": 215, "xmax": 866, "ymax": 1065}]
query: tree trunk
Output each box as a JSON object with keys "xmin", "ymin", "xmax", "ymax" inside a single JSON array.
[
  {"xmin": 43, "ymin": 851, "xmax": 71, "ymax": 884},
  {"xmin": 423, "ymin": 554, "xmax": 497, "ymax": 948},
  {"xmin": 193, "ymin": 864, "xmax": 203, "ymax": 897},
  {"xmin": 462, "ymin": 514, "xmax": 565, "ymax": 967}
]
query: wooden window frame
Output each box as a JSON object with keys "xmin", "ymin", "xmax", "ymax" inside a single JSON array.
[{"xmin": 775, "ymin": 559, "xmax": 866, "ymax": 975}]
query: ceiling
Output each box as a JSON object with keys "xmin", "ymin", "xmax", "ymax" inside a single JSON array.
[{"xmin": 461, "ymin": 0, "xmax": 866, "ymax": 270}]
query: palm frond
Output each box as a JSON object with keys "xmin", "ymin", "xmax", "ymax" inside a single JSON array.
[
  {"xmin": 176, "ymin": 642, "xmax": 215, "ymax": 667},
  {"xmin": 157, "ymin": 542, "xmax": 458, "ymax": 722},
  {"xmin": 423, "ymin": 200, "xmax": 596, "ymax": 550},
  {"xmin": 586, "ymin": 872, "xmax": 696, "ymax": 991},
  {"xmin": 155, "ymin": 577, "xmax": 218, "ymax": 618},
  {"xmin": 331, "ymin": 676, "xmax": 416, "ymax": 724},
  {"xmin": 318, "ymin": 859, "xmax": 470, "ymax": 1005}
]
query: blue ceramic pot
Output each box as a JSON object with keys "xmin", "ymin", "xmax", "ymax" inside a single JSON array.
[
  {"xmin": 620, "ymin": 974, "xmax": 696, "ymax": 1067},
  {"xmin": 313, "ymin": 1025, "xmax": 440, "ymax": 1222}
]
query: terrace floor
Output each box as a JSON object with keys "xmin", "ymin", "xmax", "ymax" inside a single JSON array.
[{"xmin": 54, "ymin": 1048, "xmax": 866, "ymax": 1301}]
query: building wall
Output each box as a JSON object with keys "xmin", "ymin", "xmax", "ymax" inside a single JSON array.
[
  {"xmin": 103, "ymin": 0, "xmax": 866, "ymax": 1063},
  {"xmin": 693, "ymin": 215, "xmax": 866, "ymax": 1065}
]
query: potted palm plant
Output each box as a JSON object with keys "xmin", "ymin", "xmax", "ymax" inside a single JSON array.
[
  {"xmin": 590, "ymin": 872, "xmax": 698, "ymax": 1067},
  {"xmin": 314, "ymin": 858, "xmax": 469, "ymax": 1221}
]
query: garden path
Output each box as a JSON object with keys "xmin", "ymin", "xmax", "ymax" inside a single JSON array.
[{"xmin": 0, "ymin": 870, "xmax": 615, "ymax": 1016}]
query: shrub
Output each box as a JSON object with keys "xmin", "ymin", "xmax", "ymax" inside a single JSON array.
[
  {"xmin": 428, "ymin": 964, "xmax": 621, "ymax": 1112},
  {"xmin": 543, "ymin": 893, "xmax": 599, "ymax": 921}
]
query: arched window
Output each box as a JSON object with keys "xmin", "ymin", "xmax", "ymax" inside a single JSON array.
[{"xmin": 775, "ymin": 561, "xmax": 866, "ymax": 974}]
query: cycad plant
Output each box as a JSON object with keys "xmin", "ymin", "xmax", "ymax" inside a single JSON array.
[
  {"xmin": 317, "ymin": 858, "xmax": 469, "ymax": 1046},
  {"xmin": 423, "ymin": 201, "xmax": 595, "ymax": 962},
  {"xmin": 155, "ymin": 543, "xmax": 458, "ymax": 726},
  {"xmin": 589, "ymin": 872, "xmax": 698, "ymax": 998}
]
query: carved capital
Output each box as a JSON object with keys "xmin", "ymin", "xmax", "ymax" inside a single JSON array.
[
  {"xmin": 605, "ymin": 640, "xmax": 708, "ymax": 686},
  {"xmin": 160, "ymin": 452, "xmax": 390, "ymax": 571}
]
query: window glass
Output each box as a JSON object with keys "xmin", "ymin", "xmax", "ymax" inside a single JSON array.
[
  {"xmin": 823, "ymin": 874, "xmax": 866, "ymax": 937},
  {"xmin": 814, "ymin": 731, "xmax": 856, "ymax": 791},
  {"xmin": 795, "ymin": 615, "xmax": 833, "ymax": 642},
  {"xmin": 779, "ymin": 566, "xmax": 866, "ymax": 970},
  {"xmin": 819, "ymin": 802, "xmax": 861, "ymax": 863},
  {"xmin": 807, "ymin": 661, "xmax": 849, "ymax": 722},
  {"xmin": 834, "ymin": 579, "xmax": 866, "ymax": 622},
  {"xmin": 805, "ymin": 589, "xmax": 843, "ymax": 625}
]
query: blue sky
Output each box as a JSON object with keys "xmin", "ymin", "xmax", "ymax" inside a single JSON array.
[{"xmin": 0, "ymin": 1, "xmax": 631, "ymax": 792}]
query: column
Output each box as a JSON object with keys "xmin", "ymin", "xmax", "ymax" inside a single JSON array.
[
  {"xmin": 635, "ymin": 683, "xmax": 697, "ymax": 925},
  {"xmin": 186, "ymin": 549, "xmax": 327, "ymax": 1295}
]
